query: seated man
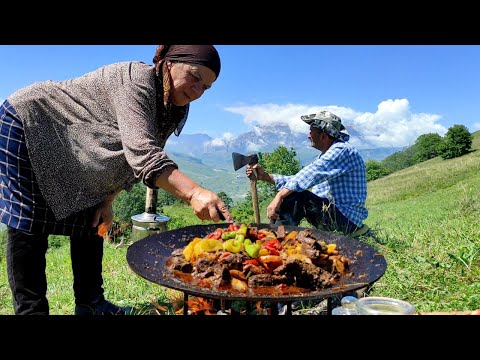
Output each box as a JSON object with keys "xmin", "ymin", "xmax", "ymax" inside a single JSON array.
[{"xmin": 246, "ymin": 111, "xmax": 368, "ymax": 236}]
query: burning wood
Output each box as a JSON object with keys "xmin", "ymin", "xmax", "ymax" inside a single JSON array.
[{"xmin": 174, "ymin": 297, "xmax": 217, "ymax": 315}]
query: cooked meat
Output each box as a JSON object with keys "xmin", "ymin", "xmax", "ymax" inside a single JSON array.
[
  {"xmin": 218, "ymin": 252, "xmax": 248, "ymax": 271},
  {"xmin": 244, "ymin": 263, "xmax": 267, "ymax": 275},
  {"xmin": 275, "ymin": 225, "xmax": 286, "ymax": 240},
  {"xmin": 248, "ymin": 273, "xmax": 274, "ymax": 287},
  {"xmin": 196, "ymin": 256, "xmax": 218, "ymax": 273},
  {"xmin": 283, "ymin": 258, "xmax": 332, "ymax": 290},
  {"xmin": 168, "ymin": 224, "xmax": 351, "ymax": 293},
  {"xmin": 210, "ymin": 266, "xmax": 231, "ymax": 287},
  {"xmin": 171, "ymin": 248, "xmax": 184, "ymax": 257},
  {"xmin": 170, "ymin": 256, "xmax": 194, "ymax": 273}
]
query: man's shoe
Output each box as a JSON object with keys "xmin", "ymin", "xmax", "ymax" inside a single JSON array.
[
  {"xmin": 75, "ymin": 299, "xmax": 135, "ymax": 316},
  {"xmin": 350, "ymin": 224, "xmax": 370, "ymax": 238}
]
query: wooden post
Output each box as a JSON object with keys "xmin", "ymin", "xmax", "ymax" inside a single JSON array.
[{"xmin": 145, "ymin": 188, "xmax": 158, "ymax": 214}]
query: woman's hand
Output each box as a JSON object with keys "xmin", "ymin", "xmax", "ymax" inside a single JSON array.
[
  {"xmin": 189, "ymin": 187, "xmax": 233, "ymax": 222},
  {"xmin": 92, "ymin": 191, "xmax": 121, "ymax": 236},
  {"xmin": 92, "ymin": 201, "xmax": 114, "ymax": 229},
  {"xmin": 155, "ymin": 167, "xmax": 233, "ymax": 223}
]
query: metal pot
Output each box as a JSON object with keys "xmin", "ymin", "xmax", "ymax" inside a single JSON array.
[{"xmin": 130, "ymin": 212, "xmax": 170, "ymax": 242}]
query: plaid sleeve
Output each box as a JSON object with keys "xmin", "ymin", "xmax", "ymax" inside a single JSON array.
[{"xmin": 282, "ymin": 143, "xmax": 352, "ymax": 192}]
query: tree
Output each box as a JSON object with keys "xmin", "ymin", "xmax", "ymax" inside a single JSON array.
[
  {"xmin": 438, "ymin": 124, "xmax": 473, "ymax": 159},
  {"xmin": 113, "ymin": 183, "xmax": 147, "ymax": 223},
  {"xmin": 413, "ymin": 133, "xmax": 443, "ymax": 163},
  {"xmin": 217, "ymin": 191, "xmax": 234, "ymax": 208},
  {"xmin": 382, "ymin": 144, "xmax": 417, "ymax": 173},
  {"xmin": 113, "ymin": 184, "xmax": 183, "ymax": 224},
  {"xmin": 232, "ymin": 146, "xmax": 301, "ymax": 224},
  {"xmin": 366, "ymin": 160, "xmax": 389, "ymax": 181},
  {"xmin": 231, "ymin": 191, "xmax": 254, "ymax": 224},
  {"xmin": 257, "ymin": 146, "xmax": 301, "ymax": 198}
]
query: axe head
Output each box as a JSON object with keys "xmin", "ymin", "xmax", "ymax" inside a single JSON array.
[{"xmin": 232, "ymin": 152, "xmax": 258, "ymax": 171}]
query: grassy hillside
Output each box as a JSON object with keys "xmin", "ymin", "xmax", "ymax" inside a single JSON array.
[
  {"xmin": 0, "ymin": 132, "xmax": 478, "ymax": 315},
  {"xmin": 364, "ymin": 130, "xmax": 480, "ymax": 311},
  {"xmin": 169, "ymin": 151, "xmax": 249, "ymax": 203}
]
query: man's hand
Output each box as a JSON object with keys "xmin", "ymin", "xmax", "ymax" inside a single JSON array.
[
  {"xmin": 266, "ymin": 198, "xmax": 281, "ymax": 221},
  {"xmin": 267, "ymin": 188, "xmax": 293, "ymax": 221},
  {"xmin": 246, "ymin": 164, "xmax": 267, "ymax": 181}
]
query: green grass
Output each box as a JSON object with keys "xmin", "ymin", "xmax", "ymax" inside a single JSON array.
[
  {"xmin": 1, "ymin": 131, "xmax": 479, "ymax": 315},
  {"xmin": 0, "ymin": 237, "xmax": 170, "ymax": 315},
  {"xmin": 364, "ymin": 135, "xmax": 480, "ymax": 312}
]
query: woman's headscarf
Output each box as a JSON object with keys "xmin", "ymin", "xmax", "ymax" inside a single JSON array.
[
  {"xmin": 152, "ymin": 45, "xmax": 221, "ymax": 136},
  {"xmin": 153, "ymin": 45, "xmax": 221, "ymax": 79}
]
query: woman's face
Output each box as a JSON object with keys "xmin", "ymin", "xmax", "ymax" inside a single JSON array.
[{"xmin": 167, "ymin": 62, "xmax": 217, "ymax": 106}]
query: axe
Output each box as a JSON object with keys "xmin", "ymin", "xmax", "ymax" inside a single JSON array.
[{"xmin": 232, "ymin": 152, "xmax": 261, "ymax": 224}]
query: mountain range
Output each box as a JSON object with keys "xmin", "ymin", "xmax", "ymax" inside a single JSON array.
[{"xmin": 165, "ymin": 125, "xmax": 402, "ymax": 201}]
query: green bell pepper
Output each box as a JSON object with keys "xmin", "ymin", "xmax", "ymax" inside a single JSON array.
[
  {"xmin": 223, "ymin": 239, "xmax": 242, "ymax": 253},
  {"xmin": 244, "ymin": 239, "xmax": 262, "ymax": 258}
]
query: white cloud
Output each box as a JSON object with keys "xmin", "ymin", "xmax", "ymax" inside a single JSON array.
[
  {"xmin": 246, "ymin": 141, "xmax": 262, "ymax": 152},
  {"xmin": 472, "ymin": 122, "xmax": 480, "ymax": 131},
  {"xmin": 210, "ymin": 138, "xmax": 226, "ymax": 146},
  {"xmin": 207, "ymin": 132, "xmax": 236, "ymax": 148},
  {"xmin": 225, "ymin": 99, "xmax": 448, "ymax": 148}
]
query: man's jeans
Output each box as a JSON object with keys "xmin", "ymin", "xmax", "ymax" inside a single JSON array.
[{"xmin": 274, "ymin": 191, "xmax": 358, "ymax": 235}]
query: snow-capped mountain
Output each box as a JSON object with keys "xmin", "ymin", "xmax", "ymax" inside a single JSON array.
[{"xmin": 165, "ymin": 124, "xmax": 398, "ymax": 165}]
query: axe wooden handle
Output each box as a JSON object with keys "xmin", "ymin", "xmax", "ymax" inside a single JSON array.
[{"xmin": 250, "ymin": 168, "xmax": 261, "ymax": 224}]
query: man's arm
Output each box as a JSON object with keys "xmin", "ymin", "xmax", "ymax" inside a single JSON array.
[{"xmin": 267, "ymin": 187, "xmax": 293, "ymax": 220}]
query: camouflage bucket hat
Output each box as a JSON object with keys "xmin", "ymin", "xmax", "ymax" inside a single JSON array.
[{"xmin": 301, "ymin": 110, "xmax": 350, "ymax": 142}]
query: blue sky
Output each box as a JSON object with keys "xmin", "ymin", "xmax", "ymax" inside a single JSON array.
[{"xmin": 1, "ymin": 45, "xmax": 479, "ymax": 150}]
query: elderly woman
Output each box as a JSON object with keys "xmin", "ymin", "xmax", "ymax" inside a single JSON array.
[{"xmin": 0, "ymin": 45, "xmax": 233, "ymax": 315}]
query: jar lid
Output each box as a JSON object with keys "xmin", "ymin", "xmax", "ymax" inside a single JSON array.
[{"xmin": 356, "ymin": 297, "xmax": 416, "ymax": 315}]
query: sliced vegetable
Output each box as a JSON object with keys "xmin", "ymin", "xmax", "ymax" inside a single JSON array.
[
  {"xmin": 236, "ymin": 224, "xmax": 248, "ymax": 236},
  {"xmin": 227, "ymin": 223, "xmax": 239, "ymax": 232},
  {"xmin": 256, "ymin": 230, "xmax": 269, "ymax": 240},
  {"xmin": 223, "ymin": 239, "xmax": 242, "ymax": 253},
  {"xmin": 244, "ymin": 239, "xmax": 262, "ymax": 258},
  {"xmin": 284, "ymin": 231, "xmax": 298, "ymax": 241},
  {"xmin": 235, "ymin": 233, "xmax": 245, "ymax": 243},
  {"xmin": 231, "ymin": 278, "xmax": 248, "ymax": 292},
  {"xmin": 183, "ymin": 237, "xmax": 203, "ymax": 262},
  {"xmin": 193, "ymin": 238, "xmax": 224, "ymax": 257},
  {"xmin": 207, "ymin": 229, "xmax": 224, "ymax": 240},
  {"xmin": 262, "ymin": 238, "xmax": 283, "ymax": 255},
  {"xmin": 221, "ymin": 231, "xmax": 237, "ymax": 240},
  {"xmin": 326, "ymin": 244, "xmax": 337, "ymax": 254}
]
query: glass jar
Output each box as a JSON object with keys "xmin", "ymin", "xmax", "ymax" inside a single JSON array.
[
  {"xmin": 331, "ymin": 296, "xmax": 359, "ymax": 315},
  {"xmin": 356, "ymin": 297, "xmax": 416, "ymax": 315}
]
